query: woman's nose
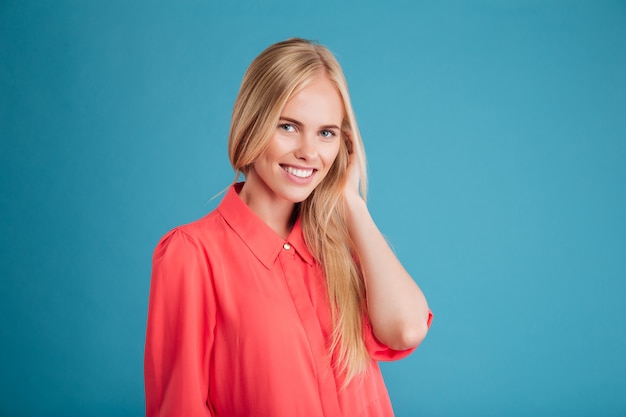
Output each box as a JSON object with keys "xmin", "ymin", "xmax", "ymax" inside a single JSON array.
[{"xmin": 294, "ymin": 134, "xmax": 316, "ymax": 160}]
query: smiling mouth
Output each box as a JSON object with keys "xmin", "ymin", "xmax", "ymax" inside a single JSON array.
[{"xmin": 281, "ymin": 165, "xmax": 316, "ymax": 178}]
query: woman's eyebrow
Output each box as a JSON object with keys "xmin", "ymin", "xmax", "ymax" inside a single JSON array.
[
  {"xmin": 280, "ymin": 116, "xmax": 340, "ymax": 131},
  {"xmin": 279, "ymin": 116, "xmax": 302, "ymax": 126}
]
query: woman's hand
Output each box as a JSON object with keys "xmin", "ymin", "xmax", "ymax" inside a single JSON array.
[{"xmin": 342, "ymin": 151, "xmax": 362, "ymax": 204}]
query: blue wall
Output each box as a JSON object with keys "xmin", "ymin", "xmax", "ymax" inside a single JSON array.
[{"xmin": 1, "ymin": 1, "xmax": 625, "ymax": 416}]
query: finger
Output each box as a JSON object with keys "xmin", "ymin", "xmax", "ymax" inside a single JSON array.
[{"xmin": 343, "ymin": 131, "xmax": 354, "ymax": 154}]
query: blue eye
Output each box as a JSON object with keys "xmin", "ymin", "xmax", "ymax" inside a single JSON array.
[
  {"xmin": 279, "ymin": 123, "xmax": 295, "ymax": 132},
  {"xmin": 320, "ymin": 130, "xmax": 336, "ymax": 138}
]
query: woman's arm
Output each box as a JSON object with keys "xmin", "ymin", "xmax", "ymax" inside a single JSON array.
[
  {"xmin": 145, "ymin": 229, "xmax": 215, "ymax": 417},
  {"xmin": 343, "ymin": 157, "xmax": 431, "ymax": 351}
]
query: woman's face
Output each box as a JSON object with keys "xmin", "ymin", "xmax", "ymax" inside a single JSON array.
[{"xmin": 243, "ymin": 75, "xmax": 344, "ymax": 209}]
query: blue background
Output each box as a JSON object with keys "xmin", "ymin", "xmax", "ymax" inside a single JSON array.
[{"xmin": 1, "ymin": 1, "xmax": 625, "ymax": 416}]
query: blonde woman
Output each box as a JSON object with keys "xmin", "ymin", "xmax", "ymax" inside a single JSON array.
[{"xmin": 144, "ymin": 38, "xmax": 432, "ymax": 417}]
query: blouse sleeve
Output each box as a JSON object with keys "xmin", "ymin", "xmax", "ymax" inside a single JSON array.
[
  {"xmin": 363, "ymin": 309, "xmax": 433, "ymax": 361},
  {"xmin": 144, "ymin": 229, "xmax": 216, "ymax": 417}
]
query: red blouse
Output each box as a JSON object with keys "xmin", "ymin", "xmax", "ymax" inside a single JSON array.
[{"xmin": 144, "ymin": 183, "xmax": 432, "ymax": 416}]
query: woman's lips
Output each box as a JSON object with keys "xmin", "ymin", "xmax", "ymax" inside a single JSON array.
[{"xmin": 282, "ymin": 165, "xmax": 315, "ymax": 178}]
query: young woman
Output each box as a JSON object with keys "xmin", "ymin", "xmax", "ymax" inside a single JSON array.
[{"xmin": 144, "ymin": 38, "xmax": 432, "ymax": 417}]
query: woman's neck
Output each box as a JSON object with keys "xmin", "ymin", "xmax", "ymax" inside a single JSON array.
[{"xmin": 238, "ymin": 181, "xmax": 296, "ymax": 239}]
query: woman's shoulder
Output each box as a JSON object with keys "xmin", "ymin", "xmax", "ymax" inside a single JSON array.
[
  {"xmin": 155, "ymin": 209, "xmax": 227, "ymax": 255},
  {"xmin": 176, "ymin": 209, "xmax": 224, "ymax": 236},
  {"xmin": 150, "ymin": 211, "xmax": 227, "ymax": 293}
]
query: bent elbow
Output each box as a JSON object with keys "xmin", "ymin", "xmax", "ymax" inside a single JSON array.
[{"xmin": 387, "ymin": 321, "xmax": 429, "ymax": 351}]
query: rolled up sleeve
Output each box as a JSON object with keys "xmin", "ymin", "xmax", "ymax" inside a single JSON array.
[{"xmin": 364, "ymin": 310, "xmax": 433, "ymax": 361}]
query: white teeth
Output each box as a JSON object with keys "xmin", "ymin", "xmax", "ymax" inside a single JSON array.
[{"xmin": 283, "ymin": 165, "xmax": 314, "ymax": 178}]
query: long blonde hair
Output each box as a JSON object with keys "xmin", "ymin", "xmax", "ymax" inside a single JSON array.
[{"xmin": 228, "ymin": 38, "xmax": 369, "ymax": 383}]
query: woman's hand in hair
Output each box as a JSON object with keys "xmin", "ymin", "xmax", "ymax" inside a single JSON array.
[{"xmin": 342, "ymin": 151, "xmax": 362, "ymax": 204}]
